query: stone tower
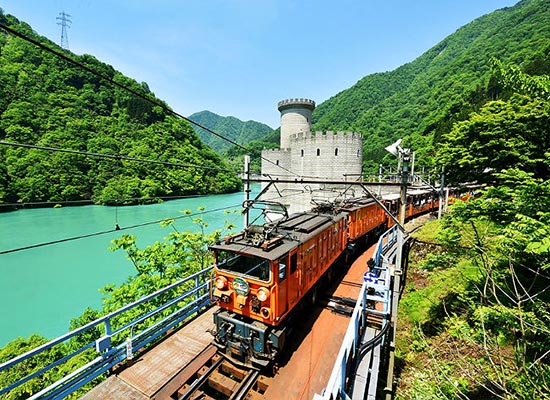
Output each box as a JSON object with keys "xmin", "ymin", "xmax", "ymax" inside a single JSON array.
[
  {"xmin": 278, "ymin": 98, "xmax": 316, "ymax": 149},
  {"xmin": 261, "ymin": 98, "xmax": 363, "ymax": 216}
]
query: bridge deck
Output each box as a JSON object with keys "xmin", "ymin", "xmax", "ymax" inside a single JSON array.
[
  {"xmin": 264, "ymin": 245, "xmax": 377, "ymax": 400},
  {"xmin": 81, "ymin": 246, "xmax": 377, "ymax": 400},
  {"xmin": 80, "ymin": 307, "xmax": 216, "ymax": 400}
]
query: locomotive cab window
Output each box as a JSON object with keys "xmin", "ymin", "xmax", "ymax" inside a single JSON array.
[
  {"xmin": 279, "ymin": 258, "xmax": 287, "ymax": 281},
  {"xmin": 216, "ymin": 251, "xmax": 270, "ymax": 282},
  {"xmin": 290, "ymin": 253, "xmax": 297, "ymax": 274}
]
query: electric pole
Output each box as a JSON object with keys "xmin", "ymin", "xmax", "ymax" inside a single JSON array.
[
  {"xmin": 243, "ymin": 155, "xmax": 251, "ymax": 229},
  {"xmin": 56, "ymin": 11, "xmax": 71, "ymax": 50}
]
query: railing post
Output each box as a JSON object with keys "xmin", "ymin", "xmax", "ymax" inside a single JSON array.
[
  {"xmin": 126, "ymin": 337, "xmax": 134, "ymax": 365},
  {"xmin": 104, "ymin": 319, "xmax": 112, "ymax": 353},
  {"xmin": 195, "ymin": 275, "xmax": 200, "ymax": 301},
  {"xmin": 353, "ymin": 316, "xmax": 359, "ymax": 359},
  {"xmin": 340, "ymin": 351, "xmax": 347, "ymax": 396},
  {"xmin": 361, "ymin": 288, "xmax": 367, "ymax": 331},
  {"xmin": 384, "ymin": 228, "xmax": 405, "ymax": 400}
]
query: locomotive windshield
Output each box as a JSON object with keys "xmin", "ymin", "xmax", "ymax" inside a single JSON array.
[{"xmin": 215, "ymin": 251, "xmax": 271, "ymax": 282}]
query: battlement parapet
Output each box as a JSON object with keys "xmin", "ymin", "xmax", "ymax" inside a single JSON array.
[
  {"xmin": 290, "ymin": 131, "xmax": 362, "ymax": 143},
  {"xmin": 262, "ymin": 148, "xmax": 290, "ymax": 155},
  {"xmin": 278, "ymin": 98, "xmax": 316, "ymax": 112}
]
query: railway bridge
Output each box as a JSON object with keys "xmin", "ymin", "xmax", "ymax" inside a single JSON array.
[{"xmin": 0, "ymin": 224, "xmax": 410, "ymax": 400}]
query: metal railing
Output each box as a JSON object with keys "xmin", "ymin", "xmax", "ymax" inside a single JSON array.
[
  {"xmin": 0, "ymin": 265, "xmax": 214, "ymax": 399},
  {"xmin": 314, "ymin": 226, "xmax": 400, "ymax": 400}
]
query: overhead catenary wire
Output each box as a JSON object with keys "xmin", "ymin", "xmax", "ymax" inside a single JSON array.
[
  {"xmin": 0, "ymin": 140, "xmax": 234, "ymax": 173},
  {"xmin": 0, "ymin": 23, "xmax": 329, "ymax": 255},
  {"xmin": 0, "ymin": 203, "xmax": 244, "ymax": 255},
  {"xmin": 0, "ymin": 189, "xmax": 313, "ymax": 255},
  {"xmin": 0, "ymin": 23, "xmax": 300, "ymax": 178}
]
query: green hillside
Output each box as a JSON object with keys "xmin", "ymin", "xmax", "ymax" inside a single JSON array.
[
  {"xmin": 189, "ymin": 110, "xmax": 274, "ymax": 153},
  {"xmin": 0, "ymin": 11, "xmax": 240, "ymax": 207},
  {"xmin": 311, "ymin": 0, "xmax": 550, "ymax": 173}
]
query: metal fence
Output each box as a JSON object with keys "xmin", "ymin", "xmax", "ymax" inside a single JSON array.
[
  {"xmin": 313, "ymin": 225, "xmax": 400, "ymax": 400},
  {"xmin": 0, "ymin": 265, "xmax": 214, "ymax": 399},
  {"xmin": 2, "ymin": 226, "xmax": 404, "ymax": 400}
]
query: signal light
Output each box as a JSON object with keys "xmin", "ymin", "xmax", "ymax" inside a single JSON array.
[
  {"xmin": 257, "ymin": 287, "xmax": 270, "ymax": 302},
  {"xmin": 215, "ymin": 276, "xmax": 228, "ymax": 290}
]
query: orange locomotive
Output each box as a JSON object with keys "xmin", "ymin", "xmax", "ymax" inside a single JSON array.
[{"xmin": 209, "ymin": 198, "xmax": 387, "ymax": 368}]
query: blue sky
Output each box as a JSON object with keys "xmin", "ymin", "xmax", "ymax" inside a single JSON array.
[{"xmin": 1, "ymin": 0, "xmax": 519, "ymax": 128}]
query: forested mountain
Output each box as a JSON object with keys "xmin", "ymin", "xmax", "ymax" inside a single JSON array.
[
  {"xmin": 396, "ymin": 54, "xmax": 550, "ymax": 397},
  {"xmin": 310, "ymin": 0, "xmax": 550, "ymax": 173},
  {"xmin": 189, "ymin": 110, "xmax": 273, "ymax": 153},
  {"xmin": 223, "ymin": 127, "xmax": 280, "ymax": 174},
  {"xmin": 0, "ymin": 11, "xmax": 240, "ymax": 207}
]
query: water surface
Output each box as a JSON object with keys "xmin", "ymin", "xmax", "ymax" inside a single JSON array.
[{"xmin": 0, "ymin": 188, "xmax": 257, "ymax": 346}]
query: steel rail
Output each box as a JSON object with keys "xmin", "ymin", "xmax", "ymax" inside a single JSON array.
[
  {"xmin": 178, "ymin": 355, "xmax": 224, "ymax": 400},
  {"xmin": 229, "ymin": 369, "xmax": 260, "ymax": 400}
]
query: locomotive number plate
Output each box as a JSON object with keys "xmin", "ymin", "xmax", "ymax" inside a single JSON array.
[{"xmin": 232, "ymin": 277, "xmax": 249, "ymax": 296}]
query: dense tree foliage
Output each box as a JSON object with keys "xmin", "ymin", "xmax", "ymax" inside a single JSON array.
[
  {"xmin": 188, "ymin": 110, "xmax": 274, "ymax": 153},
  {"xmin": 0, "ymin": 212, "xmax": 236, "ymax": 398},
  {"xmin": 0, "ymin": 12, "xmax": 240, "ymax": 207},
  {"xmin": 398, "ymin": 170, "xmax": 550, "ymax": 399},
  {"xmin": 396, "ymin": 39, "xmax": 550, "ymax": 399},
  {"xmin": 0, "ymin": 334, "xmax": 66, "ymax": 399},
  {"xmin": 310, "ymin": 0, "xmax": 550, "ymax": 174},
  {"xmin": 437, "ymin": 59, "xmax": 550, "ymax": 184}
]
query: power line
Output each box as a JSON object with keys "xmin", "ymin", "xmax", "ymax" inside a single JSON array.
[
  {"xmin": 0, "ymin": 140, "xmax": 234, "ymax": 173},
  {"xmin": 0, "ymin": 23, "xmax": 299, "ymax": 177},
  {"xmin": 0, "ymin": 203, "xmax": 243, "ymax": 255},
  {"xmin": 0, "ymin": 23, "xmax": 308, "ymax": 255}
]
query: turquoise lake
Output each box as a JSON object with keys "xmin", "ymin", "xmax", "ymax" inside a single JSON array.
[{"xmin": 0, "ymin": 187, "xmax": 259, "ymax": 347}]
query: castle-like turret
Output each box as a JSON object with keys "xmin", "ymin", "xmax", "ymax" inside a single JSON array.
[
  {"xmin": 278, "ymin": 98, "xmax": 316, "ymax": 149},
  {"xmin": 262, "ymin": 98, "xmax": 363, "ymax": 216}
]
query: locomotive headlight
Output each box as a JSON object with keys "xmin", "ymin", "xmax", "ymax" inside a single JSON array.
[
  {"xmin": 257, "ymin": 287, "xmax": 270, "ymax": 302},
  {"xmin": 215, "ymin": 276, "xmax": 228, "ymax": 290}
]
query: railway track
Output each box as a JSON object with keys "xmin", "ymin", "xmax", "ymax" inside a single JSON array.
[{"xmin": 176, "ymin": 346, "xmax": 270, "ymax": 400}]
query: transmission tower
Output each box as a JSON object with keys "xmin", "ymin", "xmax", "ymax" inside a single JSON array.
[{"xmin": 56, "ymin": 11, "xmax": 71, "ymax": 50}]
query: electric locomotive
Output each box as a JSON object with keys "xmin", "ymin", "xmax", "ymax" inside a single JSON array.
[
  {"xmin": 209, "ymin": 197, "xmax": 389, "ymax": 369},
  {"xmin": 210, "ymin": 210, "xmax": 347, "ymax": 368}
]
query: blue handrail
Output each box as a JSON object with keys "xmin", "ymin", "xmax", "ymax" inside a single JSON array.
[
  {"xmin": 0, "ymin": 265, "xmax": 214, "ymax": 399},
  {"xmin": 314, "ymin": 226, "xmax": 399, "ymax": 400}
]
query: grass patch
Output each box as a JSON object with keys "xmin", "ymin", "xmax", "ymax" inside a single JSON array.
[
  {"xmin": 396, "ymin": 221, "xmax": 487, "ymax": 398},
  {"xmin": 409, "ymin": 218, "xmax": 442, "ymax": 242}
]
